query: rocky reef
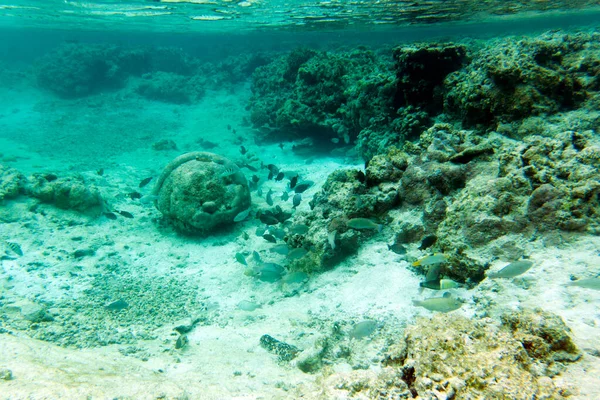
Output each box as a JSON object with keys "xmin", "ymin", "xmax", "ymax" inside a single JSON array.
[
  {"xmin": 153, "ymin": 152, "xmax": 251, "ymax": 235},
  {"xmin": 0, "ymin": 166, "xmax": 102, "ymax": 213},
  {"xmin": 257, "ymin": 30, "xmax": 600, "ymax": 283},
  {"xmin": 35, "ymin": 43, "xmax": 271, "ymax": 102},
  {"xmin": 324, "ymin": 309, "xmax": 580, "ymax": 399}
]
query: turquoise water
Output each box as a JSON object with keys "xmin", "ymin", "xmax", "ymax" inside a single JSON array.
[{"xmin": 1, "ymin": 2, "xmax": 600, "ymax": 399}]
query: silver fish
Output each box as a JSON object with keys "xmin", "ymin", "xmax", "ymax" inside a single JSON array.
[
  {"xmin": 487, "ymin": 260, "xmax": 533, "ymax": 279},
  {"xmin": 413, "ymin": 293, "xmax": 463, "ymax": 313},
  {"xmin": 566, "ymin": 277, "xmax": 600, "ymax": 290},
  {"xmin": 234, "ymin": 208, "xmax": 251, "ymax": 222}
]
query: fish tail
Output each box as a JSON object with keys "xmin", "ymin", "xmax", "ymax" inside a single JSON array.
[
  {"xmin": 377, "ymin": 224, "xmax": 383, "ymax": 233},
  {"xmin": 412, "ymin": 260, "xmax": 421, "ymax": 267}
]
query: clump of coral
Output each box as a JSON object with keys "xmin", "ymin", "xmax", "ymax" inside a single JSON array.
[
  {"xmin": 27, "ymin": 173, "xmax": 103, "ymax": 213},
  {"xmin": 0, "ymin": 165, "xmax": 26, "ymax": 201},
  {"xmin": 153, "ymin": 152, "xmax": 251, "ymax": 235},
  {"xmin": 327, "ymin": 310, "xmax": 579, "ymax": 399}
]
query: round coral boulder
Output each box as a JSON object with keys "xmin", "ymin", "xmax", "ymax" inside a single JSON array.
[{"xmin": 153, "ymin": 152, "xmax": 251, "ymax": 235}]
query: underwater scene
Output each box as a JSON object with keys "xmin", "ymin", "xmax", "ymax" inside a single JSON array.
[{"xmin": 1, "ymin": 1, "xmax": 600, "ymax": 399}]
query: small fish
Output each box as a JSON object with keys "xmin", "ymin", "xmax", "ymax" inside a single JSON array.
[
  {"xmin": 252, "ymin": 175, "xmax": 260, "ymax": 183},
  {"xmin": 128, "ymin": 191, "xmax": 142, "ymax": 200},
  {"xmin": 237, "ymin": 300, "xmax": 262, "ymax": 311},
  {"xmin": 289, "ymin": 175, "xmax": 298, "ymax": 189},
  {"xmin": 425, "ymin": 263, "xmax": 442, "ymax": 281},
  {"xmin": 259, "ymin": 214, "xmax": 279, "ymax": 225},
  {"xmin": 349, "ymin": 320, "xmax": 377, "ymax": 339},
  {"xmin": 244, "ymin": 163, "xmax": 258, "ymax": 172},
  {"xmin": 387, "ymin": 243, "xmax": 407, "ymax": 255},
  {"xmin": 565, "ymin": 277, "xmax": 600, "ymax": 290},
  {"xmin": 257, "ymin": 187, "xmax": 263, "ymax": 197},
  {"xmin": 96, "ymin": 168, "xmax": 104, "ymax": 176},
  {"xmin": 412, "ymin": 254, "xmax": 448, "ymax": 267},
  {"xmin": 175, "ymin": 334, "xmax": 189, "ymax": 349},
  {"xmin": 346, "ymin": 218, "xmax": 381, "ymax": 231},
  {"xmin": 248, "ymin": 262, "xmax": 285, "ymax": 282},
  {"xmin": 281, "ymin": 271, "xmax": 309, "ymax": 285},
  {"xmin": 266, "ymin": 189, "xmax": 274, "ymax": 206},
  {"xmin": 292, "ymin": 193, "xmax": 302, "ymax": 208},
  {"xmin": 290, "ymin": 224, "xmax": 309, "ymax": 235},
  {"xmin": 413, "ymin": 293, "xmax": 463, "ymax": 313},
  {"xmin": 139, "ymin": 177, "xmax": 153, "ymax": 188},
  {"xmin": 220, "ymin": 165, "xmax": 239, "ymax": 178},
  {"xmin": 267, "ymin": 164, "xmax": 279, "ymax": 175},
  {"xmin": 234, "ymin": 208, "xmax": 251, "ymax": 222},
  {"xmin": 275, "ymin": 172, "xmax": 285, "ymax": 181},
  {"xmin": 103, "ymin": 212, "xmax": 118, "ymax": 220},
  {"xmin": 140, "ymin": 195, "xmax": 158, "ymax": 205},
  {"xmin": 420, "ymin": 278, "xmax": 462, "ymax": 290},
  {"xmin": 327, "ymin": 230, "xmax": 337, "ymax": 250},
  {"xmin": 281, "ymin": 191, "xmax": 289, "ymax": 201},
  {"xmin": 487, "ymin": 260, "xmax": 533, "ymax": 279},
  {"xmin": 118, "ymin": 210, "xmax": 134, "ymax": 219},
  {"xmin": 294, "ymin": 181, "xmax": 313, "ymax": 194},
  {"xmin": 105, "ymin": 299, "xmax": 129, "ymax": 311},
  {"xmin": 252, "ymin": 251, "xmax": 262, "ymax": 264},
  {"xmin": 263, "ymin": 233, "xmax": 277, "ymax": 243},
  {"xmin": 269, "ymin": 227, "xmax": 286, "ymax": 240},
  {"xmin": 235, "ymin": 252, "xmax": 248, "ymax": 266},
  {"xmin": 267, "ymin": 171, "xmax": 273, "ymax": 180},
  {"xmin": 287, "ymin": 248, "xmax": 308, "ymax": 260},
  {"xmin": 6, "ymin": 241, "xmax": 23, "ymax": 256},
  {"xmin": 227, "ymin": 124, "xmax": 232, "ymax": 130},
  {"xmin": 419, "ymin": 235, "xmax": 437, "ymax": 250},
  {"xmin": 270, "ymin": 244, "xmax": 290, "ymax": 255},
  {"xmin": 240, "ymin": 145, "xmax": 247, "ymax": 155}
]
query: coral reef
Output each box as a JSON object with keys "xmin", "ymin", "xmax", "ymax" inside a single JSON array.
[
  {"xmin": 0, "ymin": 165, "xmax": 26, "ymax": 201},
  {"xmin": 26, "ymin": 173, "xmax": 103, "ymax": 213},
  {"xmin": 154, "ymin": 152, "xmax": 251, "ymax": 235},
  {"xmin": 135, "ymin": 72, "xmax": 205, "ymax": 104},
  {"xmin": 328, "ymin": 310, "xmax": 579, "ymax": 399}
]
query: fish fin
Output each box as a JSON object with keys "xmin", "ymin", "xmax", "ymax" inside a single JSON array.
[{"xmin": 411, "ymin": 260, "xmax": 421, "ymax": 267}]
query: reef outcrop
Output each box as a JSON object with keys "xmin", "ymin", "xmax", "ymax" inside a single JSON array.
[{"xmin": 153, "ymin": 152, "xmax": 251, "ymax": 235}]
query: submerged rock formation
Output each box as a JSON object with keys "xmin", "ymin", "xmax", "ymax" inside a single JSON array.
[{"xmin": 153, "ymin": 152, "xmax": 251, "ymax": 235}]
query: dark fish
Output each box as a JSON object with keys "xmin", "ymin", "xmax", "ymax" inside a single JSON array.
[
  {"xmin": 278, "ymin": 143, "xmax": 284, "ymax": 149},
  {"xmin": 240, "ymin": 145, "xmax": 247, "ymax": 155},
  {"xmin": 266, "ymin": 189, "xmax": 273, "ymax": 206},
  {"xmin": 267, "ymin": 170, "xmax": 274, "ymax": 180},
  {"xmin": 275, "ymin": 172, "xmax": 284, "ymax": 181},
  {"xmin": 227, "ymin": 124, "xmax": 231, "ymax": 130},
  {"xmin": 281, "ymin": 191, "xmax": 289, "ymax": 201},
  {"xmin": 259, "ymin": 214, "xmax": 279, "ymax": 225},
  {"xmin": 419, "ymin": 235, "xmax": 437, "ymax": 250},
  {"xmin": 96, "ymin": 168, "xmax": 104, "ymax": 176},
  {"xmin": 252, "ymin": 175, "xmax": 260, "ymax": 183},
  {"xmin": 105, "ymin": 299, "xmax": 129, "ymax": 311},
  {"xmin": 263, "ymin": 233, "xmax": 277, "ymax": 243},
  {"xmin": 119, "ymin": 211, "xmax": 134, "ymax": 219},
  {"xmin": 267, "ymin": 164, "xmax": 279, "ymax": 174},
  {"xmin": 128, "ymin": 191, "xmax": 142, "ymax": 200},
  {"xmin": 294, "ymin": 181, "xmax": 313, "ymax": 193},
  {"xmin": 257, "ymin": 187, "xmax": 263, "ymax": 197},
  {"xmin": 289, "ymin": 175, "xmax": 298, "ymax": 189},
  {"xmin": 6, "ymin": 241, "xmax": 23, "ymax": 256},
  {"xmin": 175, "ymin": 334, "xmax": 189, "ymax": 349},
  {"xmin": 388, "ymin": 243, "xmax": 407, "ymax": 255},
  {"xmin": 292, "ymin": 194, "xmax": 302, "ymax": 208},
  {"xmin": 139, "ymin": 177, "xmax": 153, "ymax": 188},
  {"xmin": 103, "ymin": 212, "xmax": 117, "ymax": 220}
]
